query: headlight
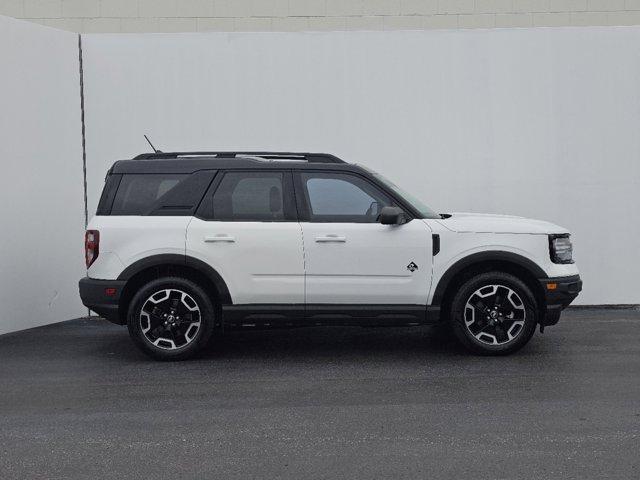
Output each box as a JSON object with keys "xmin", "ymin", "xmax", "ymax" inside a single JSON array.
[{"xmin": 549, "ymin": 234, "xmax": 573, "ymax": 264}]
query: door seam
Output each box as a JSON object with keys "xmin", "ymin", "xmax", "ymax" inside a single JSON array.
[{"xmin": 299, "ymin": 222, "xmax": 307, "ymax": 309}]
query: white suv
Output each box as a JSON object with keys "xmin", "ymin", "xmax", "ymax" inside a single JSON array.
[{"xmin": 79, "ymin": 151, "xmax": 582, "ymax": 360}]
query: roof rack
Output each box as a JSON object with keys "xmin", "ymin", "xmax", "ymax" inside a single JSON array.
[{"xmin": 132, "ymin": 151, "xmax": 345, "ymax": 164}]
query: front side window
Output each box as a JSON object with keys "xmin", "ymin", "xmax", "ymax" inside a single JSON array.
[
  {"xmin": 299, "ymin": 172, "xmax": 394, "ymax": 223},
  {"xmin": 211, "ymin": 171, "xmax": 289, "ymax": 221}
]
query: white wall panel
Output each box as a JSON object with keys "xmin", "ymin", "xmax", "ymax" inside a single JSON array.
[
  {"xmin": 83, "ymin": 27, "xmax": 640, "ymax": 305},
  {"xmin": 0, "ymin": 16, "xmax": 85, "ymax": 334}
]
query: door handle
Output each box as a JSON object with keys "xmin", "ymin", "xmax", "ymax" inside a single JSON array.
[
  {"xmin": 315, "ymin": 234, "xmax": 346, "ymax": 243},
  {"xmin": 204, "ymin": 234, "xmax": 236, "ymax": 243}
]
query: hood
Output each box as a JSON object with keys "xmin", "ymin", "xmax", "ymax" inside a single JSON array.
[{"xmin": 435, "ymin": 212, "xmax": 569, "ymax": 235}]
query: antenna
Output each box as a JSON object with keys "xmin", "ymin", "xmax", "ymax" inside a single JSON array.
[{"xmin": 144, "ymin": 134, "xmax": 162, "ymax": 153}]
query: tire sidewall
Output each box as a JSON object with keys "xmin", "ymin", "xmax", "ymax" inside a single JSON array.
[
  {"xmin": 127, "ymin": 277, "xmax": 215, "ymax": 360},
  {"xmin": 450, "ymin": 272, "xmax": 538, "ymax": 355}
]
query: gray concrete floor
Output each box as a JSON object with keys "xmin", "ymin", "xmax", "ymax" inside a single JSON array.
[{"xmin": 0, "ymin": 309, "xmax": 638, "ymax": 479}]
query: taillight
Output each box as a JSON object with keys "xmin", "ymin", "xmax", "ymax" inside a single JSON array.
[{"xmin": 85, "ymin": 230, "xmax": 99, "ymax": 268}]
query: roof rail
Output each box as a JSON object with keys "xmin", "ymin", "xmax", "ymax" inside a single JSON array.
[{"xmin": 132, "ymin": 151, "xmax": 345, "ymax": 164}]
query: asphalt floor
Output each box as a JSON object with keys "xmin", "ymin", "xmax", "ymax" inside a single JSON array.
[{"xmin": 0, "ymin": 308, "xmax": 638, "ymax": 479}]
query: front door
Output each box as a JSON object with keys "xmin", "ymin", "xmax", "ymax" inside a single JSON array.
[
  {"xmin": 294, "ymin": 171, "xmax": 432, "ymax": 305},
  {"xmin": 187, "ymin": 170, "xmax": 304, "ymax": 305}
]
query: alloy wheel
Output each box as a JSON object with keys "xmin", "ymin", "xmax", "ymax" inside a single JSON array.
[
  {"xmin": 463, "ymin": 284, "xmax": 526, "ymax": 346},
  {"xmin": 139, "ymin": 289, "xmax": 201, "ymax": 350}
]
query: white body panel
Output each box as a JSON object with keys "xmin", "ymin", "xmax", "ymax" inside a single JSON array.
[
  {"xmin": 301, "ymin": 220, "xmax": 433, "ymax": 304},
  {"xmin": 87, "ymin": 216, "xmax": 191, "ymax": 280},
  {"xmin": 425, "ymin": 218, "xmax": 579, "ymax": 305},
  {"xmin": 88, "ymin": 213, "xmax": 578, "ymax": 308},
  {"xmin": 186, "ymin": 218, "xmax": 304, "ymax": 304},
  {"xmin": 438, "ymin": 213, "xmax": 570, "ymax": 235}
]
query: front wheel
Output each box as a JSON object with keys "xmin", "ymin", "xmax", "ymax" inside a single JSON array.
[
  {"xmin": 127, "ymin": 277, "xmax": 216, "ymax": 360},
  {"xmin": 450, "ymin": 271, "xmax": 538, "ymax": 355}
]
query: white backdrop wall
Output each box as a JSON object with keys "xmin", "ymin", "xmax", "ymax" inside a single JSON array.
[
  {"xmin": 0, "ymin": 17, "xmax": 86, "ymax": 335},
  {"xmin": 82, "ymin": 28, "xmax": 640, "ymax": 305}
]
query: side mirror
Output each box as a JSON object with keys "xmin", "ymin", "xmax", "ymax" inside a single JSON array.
[{"xmin": 378, "ymin": 206, "xmax": 408, "ymax": 225}]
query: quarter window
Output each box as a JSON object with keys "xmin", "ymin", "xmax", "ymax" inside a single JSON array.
[
  {"xmin": 111, "ymin": 174, "xmax": 186, "ymax": 215},
  {"xmin": 300, "ymin": 172, "xmax": 394, "ymax": 223}
]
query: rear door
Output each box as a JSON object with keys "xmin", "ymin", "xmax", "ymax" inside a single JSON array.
[
  {"xmin": 294, "ymin": 170, "xmax": 432, "ymax": 305},
  {"xmin": 186, "ymin": 170, "xmax": 304, "ymax": 304}
]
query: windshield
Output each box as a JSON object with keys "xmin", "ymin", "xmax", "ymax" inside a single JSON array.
[{"xmin": 363, "ymin": 167, "xmax": 441, "ymax": 219}]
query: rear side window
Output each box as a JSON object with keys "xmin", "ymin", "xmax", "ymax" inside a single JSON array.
[
  {"xmin": 197, "ymin": 170, "xmax": 297, "ymax": 222},
  {"xmin": 208, "ymin": 171, "xmax": 294, "ymax": 221},
  {"xmin": 110, "ymin": 174, "xmax": 187, "ymax": 215}
]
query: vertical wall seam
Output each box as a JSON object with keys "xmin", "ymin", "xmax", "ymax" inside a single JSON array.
[
  {"xmin": 78, "ymin": 34, "xmax": 89, "ymax": 230},
  {"xmin": 78, "ymin": 34, "xmax": 91, "ymax": 317}
]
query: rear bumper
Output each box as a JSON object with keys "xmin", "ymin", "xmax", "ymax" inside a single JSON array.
[
  {"xmin": 78, "ymin": 277, "xmax": 126, "ymax": 324},
  {"xmin": 539, "ymin": 274, "xmax": 582, "ymax": 326}
]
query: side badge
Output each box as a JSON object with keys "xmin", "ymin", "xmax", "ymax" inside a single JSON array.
[{"xmin": 407, "ymin": 262, "xmax": 418, "ymax": 272}]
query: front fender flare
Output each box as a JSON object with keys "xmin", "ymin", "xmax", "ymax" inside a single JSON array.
[{"xmin": 430, "ymin": 250, "xmax": 547, "ymax": 306}]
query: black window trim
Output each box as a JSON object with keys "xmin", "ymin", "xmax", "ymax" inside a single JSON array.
[
  {"xmin": 195, "ymin": 169, "xmax": 298, "ymax": 222},
  {"xmin": 96, "ymin": 173, "xmax": 122, "ymax": 215},
  {"xmin": 98, "ymin": 166, "xmax": 422, "ymax": 220},
  {"xmin": 292, "ymin": 169, "xmax": 414, "ymax": 223}
]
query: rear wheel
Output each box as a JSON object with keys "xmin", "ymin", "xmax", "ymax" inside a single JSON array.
[
  {"xmin": 127, "ymin": 277, "xmax": 215, "ymax": 360},
  {"xmin": 450, "ymin": 271, "xmax": 538, "ymax": 355}
]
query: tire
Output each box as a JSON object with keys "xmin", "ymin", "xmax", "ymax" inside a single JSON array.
[
  {"xmin": 449, "ymin": 271, "xmax": 538, "ymax": 355},
  {"xmin": 127, "ymin": 276, "xmax": 216, "ymax": 361}
]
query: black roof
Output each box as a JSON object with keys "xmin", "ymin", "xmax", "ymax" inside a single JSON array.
[{"xmin": 111, "ymin": 151, "xmax": 365, "ymax": 175}]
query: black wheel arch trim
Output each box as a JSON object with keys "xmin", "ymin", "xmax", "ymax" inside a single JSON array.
[
  {"xmin": 117, "ymin": 254, "xmax": 232, "ymax": 305},
  {"xmin": 431, "ymin": 251, "xmax": 548, "ymax": 306}
]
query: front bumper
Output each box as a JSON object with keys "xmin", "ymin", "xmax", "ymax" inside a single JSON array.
[
  {"xmin": 79, "ymin": 277, "xmax": 127, "ymax": 324},
  {"xmin": 539, "ymin": 274, "xmax": 582, "ymax": 326}
]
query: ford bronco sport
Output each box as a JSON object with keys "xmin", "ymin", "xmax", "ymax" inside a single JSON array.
[{"xmin": 79, "ymin": 152, "xmax": 582, "ymax": 360}]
